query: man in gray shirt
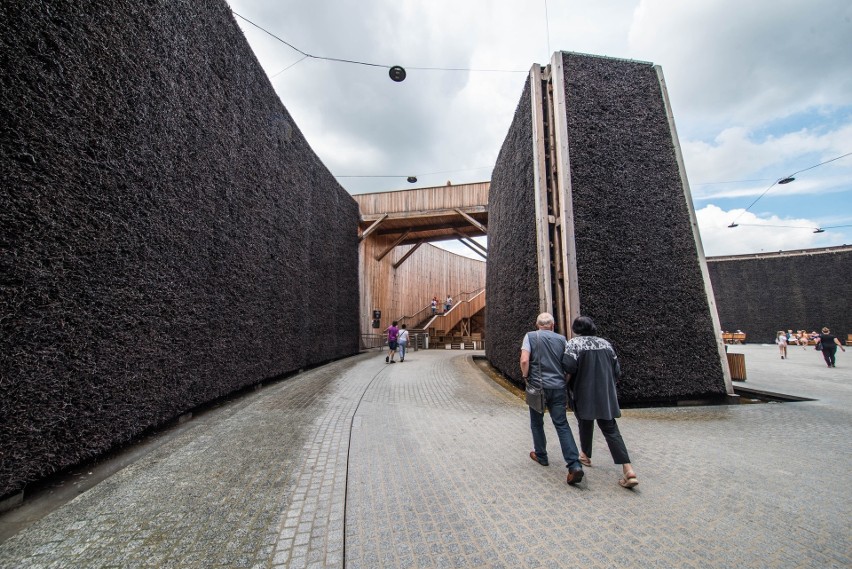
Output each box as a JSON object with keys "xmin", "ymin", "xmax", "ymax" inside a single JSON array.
[{"xmin": 520, "ymin": 312, "xmax": 584, "ymax": 485}]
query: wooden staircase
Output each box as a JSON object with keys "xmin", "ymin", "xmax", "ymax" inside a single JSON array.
[{"xmin": 422, "ymin": 290, "xmax": 485, "ymax": 349}]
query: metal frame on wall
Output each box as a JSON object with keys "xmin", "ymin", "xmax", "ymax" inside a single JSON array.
[{"xmin": 529, "ymin": 56, "xmax": 581, "ymax": 339}]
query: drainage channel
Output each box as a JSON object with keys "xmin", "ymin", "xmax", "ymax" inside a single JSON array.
[{"xmin": 733, "ymin": 386, "xmax": 816, "ymax": 404}]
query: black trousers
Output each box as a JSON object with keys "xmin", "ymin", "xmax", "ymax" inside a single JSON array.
[
  {"xmin": 578, "ymin": 418, "xmax": 631, "ymax": 464},
  {"xmin": 822, "ymin": 346, "xmax": 837, "ymax": 367}
]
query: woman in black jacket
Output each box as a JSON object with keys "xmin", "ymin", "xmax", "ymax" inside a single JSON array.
[
  {"xmin": 817, "ymin": 327, "xmax": 846, "ymax": 368},
  {"xmin": 562, "ymin": 316, "xmax": 639, "ymax": 489}
]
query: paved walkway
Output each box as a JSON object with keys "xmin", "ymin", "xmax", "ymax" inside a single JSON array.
[{"xmin": 1, "ymin": 344, "xmax": 850, "ymax": 568}]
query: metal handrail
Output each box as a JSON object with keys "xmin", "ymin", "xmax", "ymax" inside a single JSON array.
[
  {"xmin": 360, "ymin": 332, "xmax": 429, "ymax": 351},
  {"xmin": 420, "ymin": 288, "xmax": 485, "ymax": 333},
  {"xmin": 398, "ymin": 306, "xmax": 433, "ymax": 330},
  {"xmin": 397, "ymin": 287, "xmax": 484, "ymax": 329},
  {"xmin": 453, "ymin": 287, "xmax": 484, "ymax": 303},
  {"xmin": 360, "ymin": 334, "xmax": 386, "ymax": 350},
  {"xmin": 396, "ymin": 287, "xmax": 485, "ymax": 328}
]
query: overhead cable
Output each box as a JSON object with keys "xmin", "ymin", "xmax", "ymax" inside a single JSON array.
[
  {"xmin": 728, "ymin": 151, "xmax": 852, "ymax": 225},
  {"xmin": 232, "ymin": 11, "xmax": 527, "ymax": 75},
  {"xmin": 335, "ymin": 166, "xmax": 492, "ymax": 180}
]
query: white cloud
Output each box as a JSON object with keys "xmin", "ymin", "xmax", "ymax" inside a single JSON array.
[
  {"xmin": 684, "ymin": 122, "xmax": 852, "ymax": 198},
  {"xmin": 229, "ymin": 0, "xmax": 852, "ymax": 254},
  {"xmin": 696, "ymin": 204, "xmax": 843, "ymax": 256},
  {"xmin": 628, "ymin": 0, "xmax": 852, "ymax": 130}
]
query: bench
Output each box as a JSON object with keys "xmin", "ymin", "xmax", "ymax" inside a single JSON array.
[{"xmin": 722, "ymin": 333, "xmax": 746, "ymax": 344}]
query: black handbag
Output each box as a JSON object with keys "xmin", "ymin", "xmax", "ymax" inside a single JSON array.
[
  {"xmin": 525, "ymin": 332, "xmax": 547, "ymax": 414},
  {"xmin": 815, "ymin": 342, "xmax": 823, "ymax": 351}
]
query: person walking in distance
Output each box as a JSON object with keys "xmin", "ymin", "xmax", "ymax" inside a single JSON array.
[
  {"xmin": 563, "ymin": 316, "xmax": 639, "ymax": 489},
  {"xmin": 520, "ymin": 312, "xmax": 585, "ymax": 485},
  {"xmin": 386, "ymin": 321, "xmax": 399, "ymax": 364},
  {"xmin": 776, "ymin": 330, "xmax": 788, "ymax": 359},
  {"xmin": 397, "ymin": 324, "xmax": 410, "ymax": 362},
  {"xmin": 817, "ymin": 326, "xmax": 846, "ymax": 368}
]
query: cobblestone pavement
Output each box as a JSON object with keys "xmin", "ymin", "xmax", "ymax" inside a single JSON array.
[{"xmin": 1, "ymin": 345, "xmax": 850, "ymax": 568}]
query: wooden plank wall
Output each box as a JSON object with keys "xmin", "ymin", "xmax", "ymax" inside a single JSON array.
[
  {"xmin": 360, "ymin": 237, "xmax": 486, "ymax": 336},
  {"xmin": 356, "ymin": 183, "xmax": 490, "ymax": 215}
]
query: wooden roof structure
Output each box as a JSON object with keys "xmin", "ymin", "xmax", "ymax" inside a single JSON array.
[{"xmin": 354, "ymin": 182, "xmax": 489, "ymax": 261}]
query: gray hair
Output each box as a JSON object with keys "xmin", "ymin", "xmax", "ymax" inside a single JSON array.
[{"xmin": 536, "ymin": 312, "xmax": 555, "ymax": 328}]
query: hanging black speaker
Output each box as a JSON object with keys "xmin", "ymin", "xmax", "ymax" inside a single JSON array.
[{"xmin": 388, "ymin": 65, "xmax": 406, "ymax": 82}]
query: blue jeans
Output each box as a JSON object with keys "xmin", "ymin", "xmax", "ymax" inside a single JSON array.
[
  {"xmin": 398, "ymin": 341, "xmax": 407, "ymax": 360},
  {"xmin": 529, "ymin": 388, "xmax": 582, "ymax": 469}
]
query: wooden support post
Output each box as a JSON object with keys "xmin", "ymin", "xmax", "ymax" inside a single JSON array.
[
  {"xmin": 376, "ymin": 228, "xmax": 412, "ymax": 261},
  {"xmin": 461, "ymin": 318, "xmax": 470, "ymax": 336},
  {"xmin": 530, "ymin": 64, "xmax": 554, "ymax": 318},
  {"xmin": 392, "ymin": 239, "xmax": 425, "ymax": 269},
  {"xmin": 453, "ymin": 230, "xmax": 488, "ymax": 256},
  {"xmin": 541, "ymin": 64, "xmax": 570, "ymax": 337},
  {"xmin": 360, "ymin": 213, "xmax": 388, "ymax": 241},
  {"xmin": 453, "ymin": 208, "xmax": 487, "ymax": 234},
  {"xmin": 550, "ymin": 52, "xmax": 580, "ymax": 336},
  {"xmin": 457, "ymin": 237, "xmax": 487, "ymax": 259},
  {"xmin": 465, "ymin": 236, "xmax": 488, "ymax": 254}
]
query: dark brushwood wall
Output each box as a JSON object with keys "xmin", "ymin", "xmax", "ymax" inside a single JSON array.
[
  {"xmin": 560, "ymin": 52, "xmax": 726, "ymax": 404},
  {"xmin": 487, "ymin": 54, "xmax": 727, "ymax": 405},
  {"xmin": 485, "ymin": 81, "xmax": 541, "ymax": 383},
  {"xmin": 707, "ymin": 248, "xmax": 851, "ymax": 344},
  {"xmin": 0, "ymin": 1, "xmax": 359, "ymax": 498}
]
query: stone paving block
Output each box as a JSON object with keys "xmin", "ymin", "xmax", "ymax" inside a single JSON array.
[{"xmin": 2, "ymin": 347, "xmax": 851, "ymax": 567}]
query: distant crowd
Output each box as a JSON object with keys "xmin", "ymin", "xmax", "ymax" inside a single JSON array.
[
  {"xmin": 774, "ymin": 329, "xmax": 819, "ymax": 348},
  {"xmin": 721, "ymin": 327, "xmax": 846, "ymax": 368},
  {"xmin": 775, "ymin": 327, "xmax": 846, "ymax": 367}
]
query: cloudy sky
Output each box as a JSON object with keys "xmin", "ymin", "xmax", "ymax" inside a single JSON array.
[{"xmin": 227, "ymin": 0, "xmax": 851, "ymax": 258}]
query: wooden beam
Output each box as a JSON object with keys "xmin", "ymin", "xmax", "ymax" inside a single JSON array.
[
  {"xmin": 453, "ymin": 230, "xmax": 487, "ymax": 253},
  {"xmin": 530, "ymin": 64, "xmax": 554, "ymax": 317},
  {"xmin": 454, "ymin": 208, "xmax": 487, "ymax": 234},
  {"xmin": 392, "ymin": 240, "xmax": 425, "ymax": 269},
  {"xmin": 551, "ymin": 51, "xmax": 580, "ymax": 337},
  {"xmin": 394, "ymin": 234, "xmax": 483, "ymax": 248},
  {"xmin": 360, "ymin": 213, "xmax": 388, "ymax": 241},
  {"xmin": 375, "ymin": 228, "xmax": 412, "ymax": 261},
  {"xmin": 458, "ymin": 237, "xmax": 487, "ymax": 260},
  {"xmin": 361, "ymin": 205, "xmax": 487, "ymax": 223},
  {"xmin": 466, "ymin": 237, "xmax": 488, "ymax": 254},
  {"xmin": 375, "ymin": 220, "xmax": 486, "ymax": 237}
]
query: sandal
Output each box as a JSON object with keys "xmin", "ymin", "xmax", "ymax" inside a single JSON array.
[
  {"xmin": 579, "ymin": 454, "xmax": 592, "ymax": 467},
  {"xmin": 619, "ymin": 472, "xmax": 639, "ymax": 488}
]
